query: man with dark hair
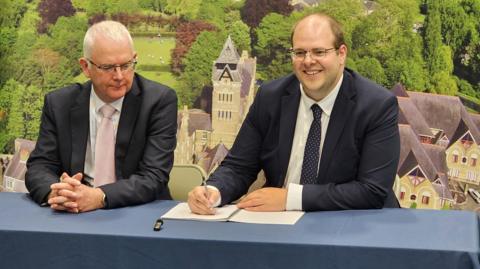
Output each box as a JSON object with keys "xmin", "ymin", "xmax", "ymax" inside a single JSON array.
[
  {"xmin": 188, "ymin": 13, "xmax": 400, "ymax": 213},
  {"xmin": 26, "ymin": 21, "xmax": 177, "ymax": 213}
]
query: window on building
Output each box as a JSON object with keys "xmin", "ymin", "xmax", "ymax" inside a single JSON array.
[
  {"xmin": 471, "ymin": 154, "xmax": 478, "ymax": 167},
  {"xmin": 410, "ymin": 194, "xmax": 416, "ymax": 201},
  {"xmin": 462, "ymin": 156, "xmax": 467, "ymax": 164},
  {"xmin": 400, "ymin": 191, "xmax": 405, "ymax": 200},
  {"xmin": 453, "ymin": 154, "xmax": 459, "ymax": 163},
  {"xmin": 421, "ymin": 195, "xmax": 430, "ymax": 205}
]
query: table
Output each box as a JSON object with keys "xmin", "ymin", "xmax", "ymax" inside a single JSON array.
[{"xmin": 0, "ymin": 192, "xmax": 478, "ymax": 269}]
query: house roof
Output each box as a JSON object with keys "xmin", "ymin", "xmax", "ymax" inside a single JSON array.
[
  {"xmin": 398, "ymin": 124, "xmax": 452, "ymax": 200},
  {"xmin": 397, "ymin": 97, "xmax": 433, "ymax": 137},
  {"xmin": 391, "ymin": 83, "xmax": 409, "ymax": 97},
  {"xmin": 407, "ymin": 91, "xmax": 480, "ymax": 146},
  {"xmin": 177, "ymin": 109, "xmax": 212, "ymax": 136},
  {"xmin": 198, "ymin": 143, "xmax": 229, "ymax": 174},
  {"xmin": 469, "ymin": 112, "xmax": 480, "ymax": 131},
  {"xmin": 239, "ymin": 58, "xmax": 255, "ymax": 98}
]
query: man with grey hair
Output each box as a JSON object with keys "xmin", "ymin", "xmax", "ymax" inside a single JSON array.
[{"xmin": 26, "ymin": 20, "xmax": 177, "ymax": 213}]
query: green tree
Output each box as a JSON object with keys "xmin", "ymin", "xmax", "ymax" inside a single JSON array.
[
  {"xmin": 138, "ymin": 0, "xmax": 168, "ymax": 12},
  {"xmin": 47, "ymin": 15, "xmax": 88, "ymax": 76},
  {"xmin": 178, "ymin": 30, "xmax": 225, "ymax": 106},
  {"xmin": 85, "ymin": 0, "xmax": 109, "ymax": 17},
  {"xmin": 355, "ymin": 57, "xmax": 387, "ymax": 85},
  {"xmin": 254, "ymin": 12, "xmax": 296, "ymax": 80},
  {"xmin": 312, "ymin": 0, "xmax": 364, "ymax": 47},
  {"xmin": 227, "ymin": 20, "xmax": 251, "ymax": 53},
  {"xmin": 351, "ymin": 0, "xmax": 428, "ymax": 90},
  {"xmin": 196, "ymin": 0, "xmax": 231, "ymax": 28},
  {"xmin": 107, "ymin": 0, "xmax": 140, "ymax": 15},
  {"xmin": 165, "ymin": 0, "xmax": 202, "ymax": 19},
  {"xmin": 424, "ymin": 0, "xmax": 444, "ymax": 75},
  {"xmin": 431, "ymin": 72, "xmax": 458, "ymax": 95},
  {"xmin": 6, "ymin": 84, "xmax": 43, "ymax": 147},
  {"xmin": 0, "ymin": 80, "xmax": 43, "ymax": 152}
]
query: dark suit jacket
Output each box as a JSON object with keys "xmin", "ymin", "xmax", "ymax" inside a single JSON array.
[
  {"xmin": 26, "ymin": 74, "xmax": 177, "ymax": 208},
  {"xmin": 208, "ymin": 69, "xmax": 400, "ymax": 211}
]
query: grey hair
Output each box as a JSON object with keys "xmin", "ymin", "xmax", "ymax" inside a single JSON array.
[{"xmin": 83, "ymin": 20, "xmax": 134, "ymax": 59}]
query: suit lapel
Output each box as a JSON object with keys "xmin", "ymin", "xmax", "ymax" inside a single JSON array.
[
  {"xmin": 317, "ymin": 71, "xmax": 356, "ymax": 183},
  {"xmin": 115, "ymin": 76, "xmax": 141, "ymax": 178},
  {"xmin": 277, "ymin": 80, "xmax": 301, "ymax": 185},
  {"xmin": 70, "ymin": 82, "xmax": 91, "ymax": 174}
]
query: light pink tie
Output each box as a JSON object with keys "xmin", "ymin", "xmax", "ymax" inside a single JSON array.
[{"xmin": 94, "ymin": 104, "xmax": 116, "ymax": 187}]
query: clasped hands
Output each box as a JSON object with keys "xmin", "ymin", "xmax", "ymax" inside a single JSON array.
[
  {"xmin": 48, "ymin": 172, "xmax": 105, "ymax": 213},
  {"xmin": 187, "ymin": 187, "xmax": 287, "ymax": 215}
]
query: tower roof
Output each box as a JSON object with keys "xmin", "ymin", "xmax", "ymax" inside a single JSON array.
[{"xmin": 215, "ymin": 35, "xmax": 240, "ymax": 64}]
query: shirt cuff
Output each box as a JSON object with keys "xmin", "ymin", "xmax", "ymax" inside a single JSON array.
[
  {"xmin": 286, "ymin": 183, "xmax": 303, "ymax": 211},
  {"xmin": 207, "ymin": 185, "xmax": 222, "ymax": 207}
]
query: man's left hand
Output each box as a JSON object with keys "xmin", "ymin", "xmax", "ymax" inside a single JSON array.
[{"xmin": 237, "ymin": 187, "xmax": 287, "ymax": 212}]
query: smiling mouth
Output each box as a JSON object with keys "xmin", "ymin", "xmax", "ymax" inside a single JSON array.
[{"xmin": 304, "ymin": 70, "xmax": 322, "ymax": 75}]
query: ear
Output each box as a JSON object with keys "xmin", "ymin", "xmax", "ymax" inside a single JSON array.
[
  {"xmin": 338, "ymin": 44, "xmax": 348, "ymax": 66},
  {"xmin": 79, "ymin": 58, "xmax": 91, "ymax": 78}
]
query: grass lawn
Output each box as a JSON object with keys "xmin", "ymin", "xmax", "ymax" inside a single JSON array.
[{"xmin": 75, "ymin": 37, "xmax": 178, "ymax": 90}]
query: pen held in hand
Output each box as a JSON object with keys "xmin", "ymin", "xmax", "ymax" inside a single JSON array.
[{"xmin": 202, "ymin": 176, "xmax": 212, "ymax": 208}]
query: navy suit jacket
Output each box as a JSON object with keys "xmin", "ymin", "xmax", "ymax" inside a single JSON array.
[
  {"xmin": 208, "ymin": 69, "xmax": 400, "ymax": 211},
  {"xmin": 26, "ymin": 74, "xmax": 177, "ymax": 208}
]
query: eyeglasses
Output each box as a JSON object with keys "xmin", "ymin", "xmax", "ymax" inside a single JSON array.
[
  {"xmin": 87, "ymin": 58, "xmax": 137, "ymax": 73},
  {"xmin": 289, "ymin": 48, "xmax": 337, "ymax": 60}
]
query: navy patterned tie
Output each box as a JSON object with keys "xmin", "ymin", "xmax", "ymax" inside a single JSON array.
[{"xmin": 300, "ymin": 104, "xmax": 322, "ymax": 184}]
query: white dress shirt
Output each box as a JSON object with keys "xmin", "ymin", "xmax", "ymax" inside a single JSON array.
[
  {"xmin": 285, "ymin": 74, "xmax": 343, "ymax": 210},
  {"xmin": 83, "ymin": 87, "xmax": 124, "ymax": 183}
]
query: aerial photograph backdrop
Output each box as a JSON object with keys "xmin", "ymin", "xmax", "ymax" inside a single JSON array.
[{"xmin": 0, "ymin": 0, "xmax": 480, "ymax": 212}]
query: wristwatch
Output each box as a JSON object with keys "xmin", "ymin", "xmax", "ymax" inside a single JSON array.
[{"xmin": 102, "ymin": 193, "xmax": 108, "ymax": 208}]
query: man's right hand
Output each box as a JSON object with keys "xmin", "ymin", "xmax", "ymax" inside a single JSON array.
[
  {"xmin": 48, "ymin": 172, "xmax": 83, "ymax": 213},
  {"xmin": 187, "ymin": 186, "xmax": 220, "ymax": 215}
]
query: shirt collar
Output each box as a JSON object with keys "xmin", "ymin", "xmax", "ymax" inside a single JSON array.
[
  {"xmin": 299, "ymin": 73, "xmax": 343, "ymax": 117},
  {"xmin": 90, "ymin": 85, "xmax": 124, "ymax": 114}
]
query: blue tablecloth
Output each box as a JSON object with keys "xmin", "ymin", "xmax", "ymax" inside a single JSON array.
[{"xmin": 0, "ymin": 192, "xmax": 478, "ymax": 269}]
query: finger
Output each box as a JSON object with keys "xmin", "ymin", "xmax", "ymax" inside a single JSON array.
[
  {"xmin": 62, "ymin": 201, "xmax": 79, "ymax": 209},
  {"xmin": 237, "ymin": 196, "xmax": 263, "ymax": 209},
  {"xmin": 51, "ymin": 182, "xmax": 77, "ymax": 191},
  {"xmin": 188, "ymin": 199, "xmax": 216, "ymax": 215},
  {"xmin": 72, "ymin": 173, "xmax": 83, "ymax": 181},
  {"xmin": 191, "ymin": 187, "xmax": 212, "ymax": 207},
  {"xmin": 51, "ymin": 204, "xmax": 79, "ymax": 213},
  {"xmin": 57, "ymin": 189, "xmax": 78, "ymax": 200},
  {"xmin": 61, "ymin": 176, "xmax": 82, "ymax": 186},
  {"xmin": 188, "ymin": 189, "xmax": 216, "ymax": 215},
  {"xmin": 50, "ymin": 203, "xmax": 68, "ymax": 211},
  {"xmin": 242, "ymin": 205, "xmax": 268, "ymax": 212},
  {"xmin": 48, "ymin": 195, "xmax": 71, "ymax": 205},
  {"xmin": 207, "ymin": 190, "xmax": 220, "ymax": 206},
  {"xmin": 48, "ymin": 188, "xmax": 58, "ymax": 200},
  {"xmin": 60, "ymin": 172, "xmax": 69, "ymax": 181}
]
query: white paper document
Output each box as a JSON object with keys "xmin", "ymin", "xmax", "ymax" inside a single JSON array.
[{"xmin": 161, "ymin": 203, "xmax": 304, "ymax": 225}]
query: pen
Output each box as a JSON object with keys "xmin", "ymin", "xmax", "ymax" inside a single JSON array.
[
  {"xmin": 202, "ymin": 176, "xmax": 209, "ymax": 200},
  {"xmin": 153, "ymin": 218, "xmax": 163, "ymax": 231},
  {"xmin": 202, "ymin": 176, "xmax": 212, "ymax": 208}
]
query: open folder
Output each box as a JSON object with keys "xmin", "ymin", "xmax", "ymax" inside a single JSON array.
[{"xmin": 161, "ymin": 203, "xmax": 304, "ymax": 225}]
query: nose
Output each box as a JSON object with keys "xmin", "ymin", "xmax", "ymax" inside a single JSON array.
[
  {"xmin": 112, "ymin": 66, "xmax": 124, "ymax": 80},
  {"xmin": 303, "ymin": 52, "xmax": 315, "ymax": 66}
]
